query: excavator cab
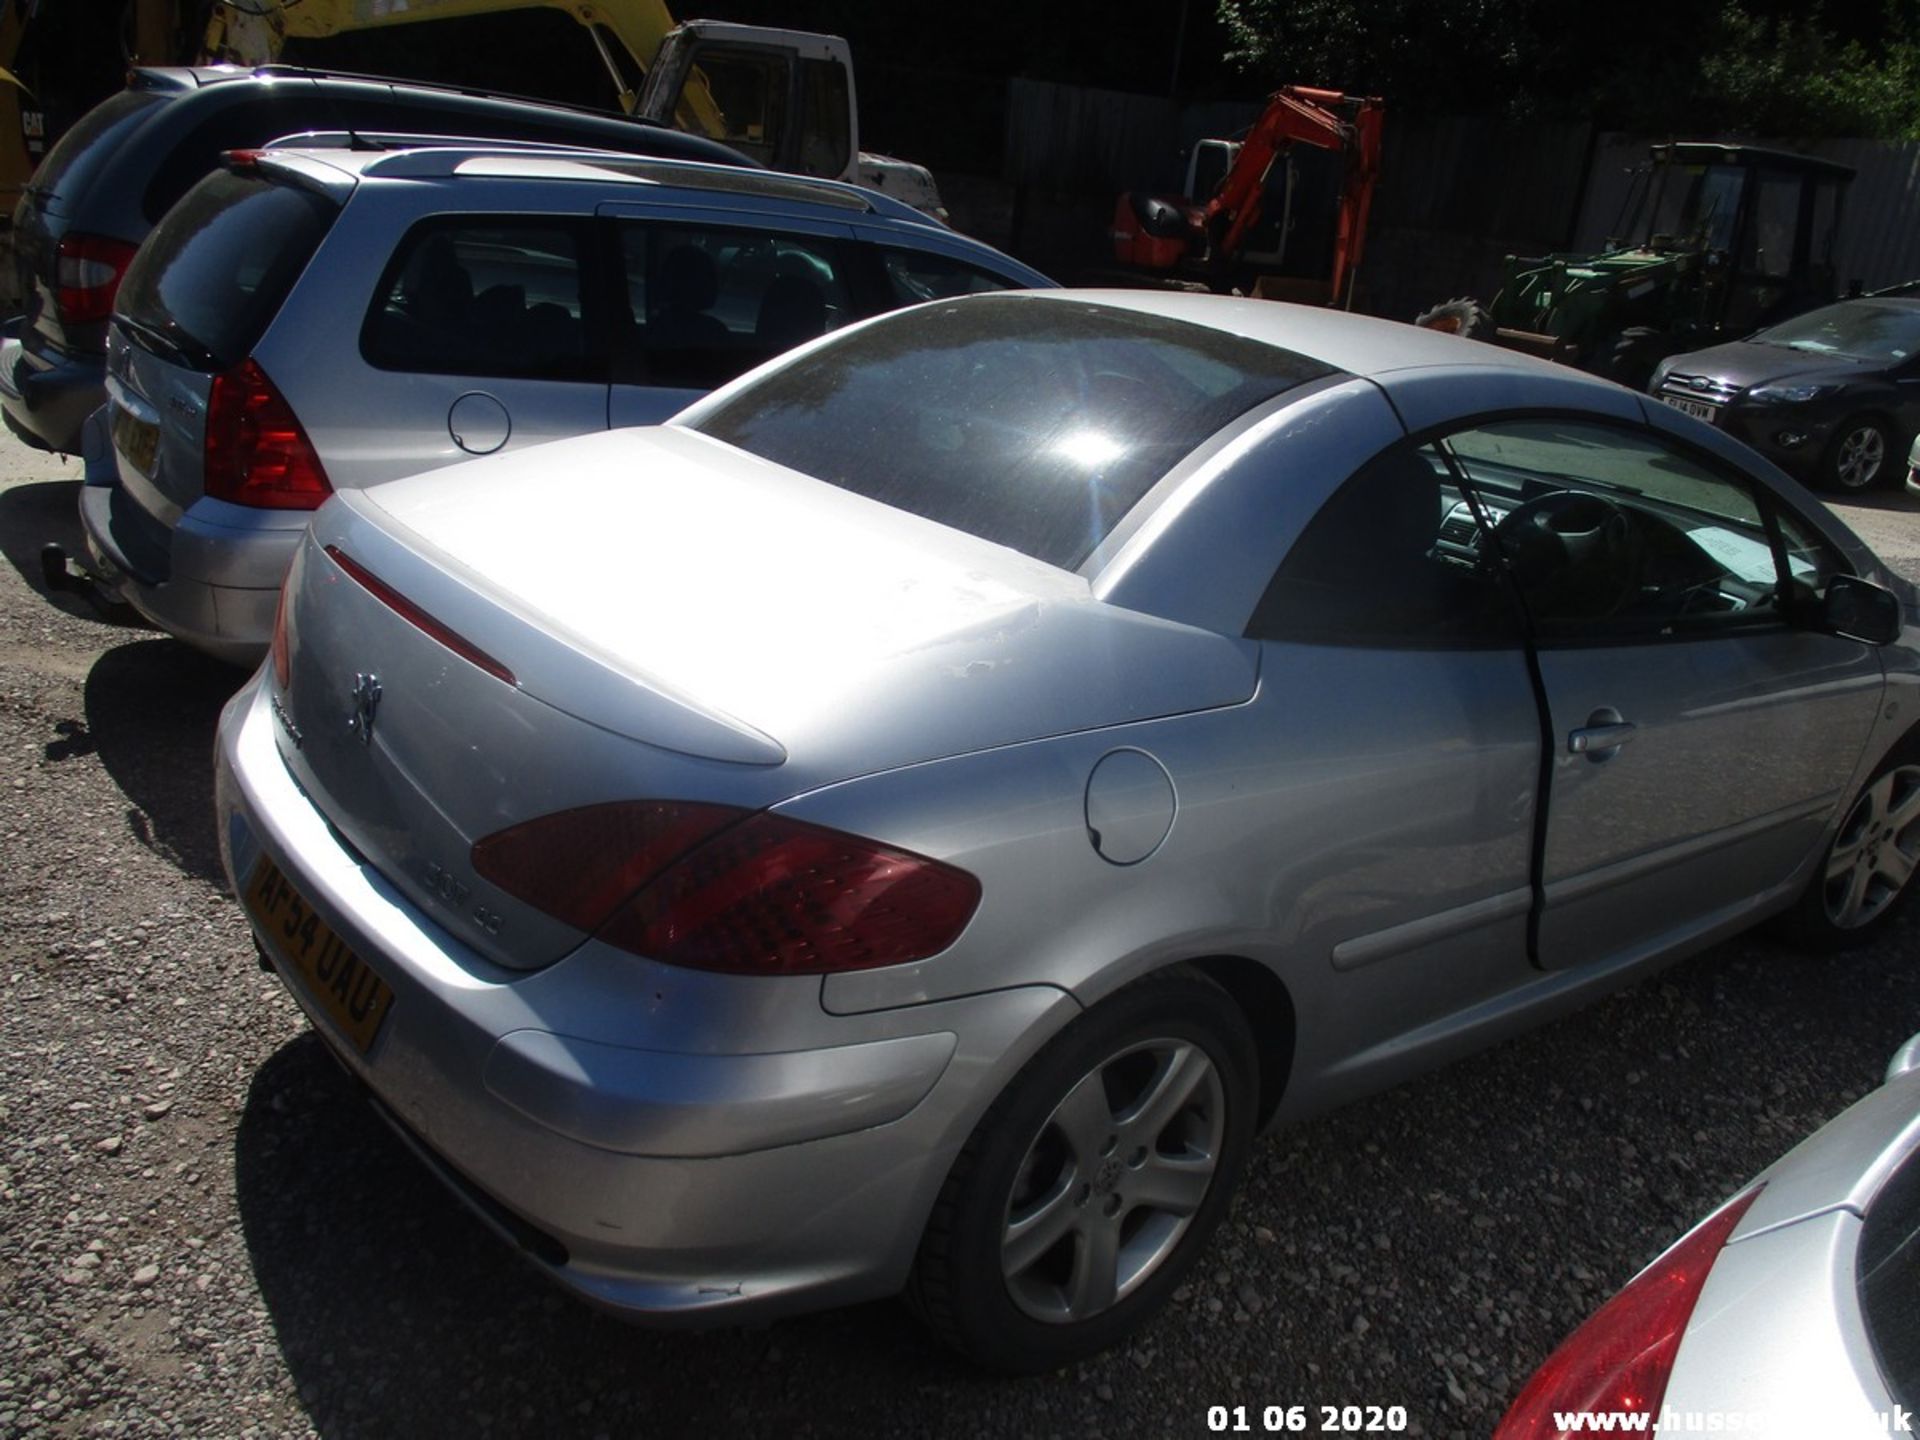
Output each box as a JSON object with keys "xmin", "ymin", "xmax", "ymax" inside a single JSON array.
[{"xmin": 637, "ymin": 21, "xmax": 853, "ymax": 182}]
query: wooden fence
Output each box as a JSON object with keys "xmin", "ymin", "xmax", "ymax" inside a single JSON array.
[{"xmin": 976, "ymin": 79, "xmax": 1920, "ymax": 317}]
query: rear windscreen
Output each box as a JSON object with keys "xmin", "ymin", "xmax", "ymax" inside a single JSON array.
[
  {"xmin": 1861, "ymin": 1143, "xmax": 1920, "ymax": 1413},
  {"xmin": 115, "ymin": 169, "xmax": 339, "ymax": 372},
  {"xmin": 26, "ymin": 90, "xmax": 163, "ymax": 205},
  {"xmin": 693, "ymin": 296, "xmax": 1333, "ymax": 570}
]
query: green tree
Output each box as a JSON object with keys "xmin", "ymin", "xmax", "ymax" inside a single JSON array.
[
  {"xmin": 1216, "ymin": 0, "xmax": 1920, "ymax": 137},
  {"xmin": 1701, "ymin": 5, "xmax": 1920, "ymax": 136}
]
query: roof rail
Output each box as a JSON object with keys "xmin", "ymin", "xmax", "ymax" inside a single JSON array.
[
  {"xmin": 265, "ymin": 131, "xmax": 641, "ymax": 158},
  {"xmin": 328, "ymin": 145, "xmax": 876, "ymax": 211},
  {"xmin": 237, "ymin": 62, "xmax": 676, "ymax": 127},
  {"xmin": 350, "ymin": 143, "xmax": 650, "ymax": 179}
]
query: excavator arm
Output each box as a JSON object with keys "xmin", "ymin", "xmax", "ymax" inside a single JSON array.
[
  {"xmin": 205, "ymin": 0, "xmax": 672, "ymax": 53},
  {"xmin": 1203, "ymin": 85, "xmax": 1383, "ymax": 308},
  {"xmin": 198, "ymin": 0, "xmax": 725, "ymax": 129}
]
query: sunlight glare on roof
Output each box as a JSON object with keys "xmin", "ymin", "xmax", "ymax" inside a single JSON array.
[{"xmin": 1049, "ymin": 429, "xmax": 1126, "ymax": 470}]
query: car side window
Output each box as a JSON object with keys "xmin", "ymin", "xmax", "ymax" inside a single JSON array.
[
  {"xmin": 878, "ymin": 249, "xmax": 1019, "ymax": 305},
  {"xmin": 1438, "ymin": 417, "xmax": 1818, "ymax": 641},
  {"xmin": 615, "ymin": 221, "xmax": 853, "ymax": 390},
  {"xmin": 1246, "ymin": 442, "xmax": 1525, "ymax": 648},
  {"xmin": 361, "ymin": 219, "xmax": 602, "ymax": 381}
]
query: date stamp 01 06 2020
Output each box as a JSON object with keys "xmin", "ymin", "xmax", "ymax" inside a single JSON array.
[{"xmin": 1207, "ymin": 1404, "xmax": 1412, "ymax": 1434}]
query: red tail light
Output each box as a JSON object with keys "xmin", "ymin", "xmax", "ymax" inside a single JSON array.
[
  {"xmin": 205, "ymin": 358, "xmax": 331, "ymax": 510},
  {"xmin": 473, "ymin": 801, "xmax": 982, "ymax": 975},
  {"xmin": 473, "ymin": 801, "xmax": 745, "ymax": 932},
  {"xmin": 1494, "ymin": 1185, "xmax": 1764, "ymax": 1438},
  {"xmin": 55, "ymin": 233, "xmax": 139, "ymax": 325},
  {"xmin": 323, "ymin": 545, "xmax": 516, "ymax": 686}
]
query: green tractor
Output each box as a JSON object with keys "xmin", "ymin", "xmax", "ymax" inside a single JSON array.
[{"xmin": 1419, "ymin": 142, "xmax": 1856, "ymax": 389}]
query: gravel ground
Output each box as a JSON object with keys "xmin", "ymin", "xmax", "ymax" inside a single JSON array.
[{"xmin": 0, "ymin": 433, "xmax": 1916, "ymax": 1440}]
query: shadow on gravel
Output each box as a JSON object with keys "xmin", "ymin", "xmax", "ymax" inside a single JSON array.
[
  {"xmin": 235, "ymin": 1035, "xmax": 969, "ymax": 1439},
  {"xmin": 0, "ymin": 476, "xmax": 87, "ymax": 581},
  {"xmin": 226, "ymin": 917, "xmax": 1920, "ymax": 1437},
  {"xmin": 79, "ymin": 636, "xmax": 248, "ymax": 887},
  {"xmin": 0, "ymin": 478, "xmax": 148, "ymax": 625}
]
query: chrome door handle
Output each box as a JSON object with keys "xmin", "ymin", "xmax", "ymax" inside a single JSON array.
[{"xmin": 1568, "ymin": 720, "xmax": 1636, "ymax": 756}]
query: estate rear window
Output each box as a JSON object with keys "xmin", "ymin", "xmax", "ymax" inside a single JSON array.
[
  {"xmin": 693, "ymin": 297, "xmax": 1332, "ymax": 570},
  {"xmin": 26, "ymin": 90, "xmax": 161, "ymax": 203},
  {"xmin": 116, "ymin": 170, "xmax": 339, "ymax": 372}
]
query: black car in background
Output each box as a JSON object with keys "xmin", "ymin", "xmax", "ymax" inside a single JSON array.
[
  {"xmin": 1650, "ymin": 296, "xmax": 1920, "ymax": 494},
  {"xmin": 0, "ymin": 66, "xmax": 749, "ymax": 456}
]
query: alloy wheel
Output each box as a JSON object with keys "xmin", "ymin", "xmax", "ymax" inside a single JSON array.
[
  {"xmin": 1823, "ymin": 764, "xmax": 1920, "ymax": 929},
  {"xmin": 1000, "ymin": 1037, "xmax": 1226, "ymax": 1324},
  {"xmin": 1835, "ymin": 424, "xmax": 1887, "ymax": 490}
]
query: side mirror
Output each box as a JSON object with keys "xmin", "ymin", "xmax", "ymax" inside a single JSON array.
[{"xmin": 1821, "ymin": 575, "xmax": 1902, "ymax": 645}]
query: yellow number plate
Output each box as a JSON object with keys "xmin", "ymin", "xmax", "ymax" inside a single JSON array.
[
  {"xmin": 245, "ymin": 857, "xmax": 394, "ymax": 1054},
  {"xmin": 110, "ymin": 402, "xmax": 159, "ymax": 476}
]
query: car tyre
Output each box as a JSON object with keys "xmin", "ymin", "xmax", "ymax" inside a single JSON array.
[
  {"xmin": 1780, "ymin": 733, "xmax": 1920, "ymax": 951},
  {"xmin": 1823, "ymin": 416, "xmax": 1895, "ymax": 493},
  {"xmin": 908, "ymin": 968, "xmax": 1258, "ymax": 1372}
]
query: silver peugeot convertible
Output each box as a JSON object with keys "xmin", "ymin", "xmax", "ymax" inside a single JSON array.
[{"xmin": 215, "ymin": 291, "xmax": 1920, "ymax": 1372}]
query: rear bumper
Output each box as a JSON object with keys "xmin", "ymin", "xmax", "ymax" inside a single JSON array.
[
  {"xmin": 79, "ymin": 481, "xmax": 304, "ymax": 666},
  {"xmin": 0, "ymin": 330, "xmax": 104, "ymax": 456},
  {"xmin": 214, "ymin": 674, "xmax": 1074, "ymax": 1324}
]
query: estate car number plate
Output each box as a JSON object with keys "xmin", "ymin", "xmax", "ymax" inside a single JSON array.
[
  {"xmin": 1659, "ymin": 393, "xmax": 1718, "ymax": 424},
  {"xmin": 245, "ymin": 856, "xmax": 394, "ymax": 1053},
  {"xmin": 109, "ymin": 403, "xmax": 159, "ymax": 476}
]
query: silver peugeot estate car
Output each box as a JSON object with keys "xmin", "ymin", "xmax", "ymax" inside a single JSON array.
[
  {"xmin": 85, "ymin": 144, "xmax": 1048, "ymax": 664},
  {"xmin": 216, "ymin": 292, "xmax": 1920, "ymax": 1371}
]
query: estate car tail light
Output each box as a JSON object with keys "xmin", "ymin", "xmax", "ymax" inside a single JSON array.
[
  {"xmin": 323, "ymin": 545, "xmax": 516, "ymax": 686},
  {"xmin": 473, "ymin": 801, "xmax": 982, "ymax": 975},
  {"xmin": 205, "ymin": 358, "xmax": 332, "ymax": 510},
  {"xmin": 1493, "ymin": 1185, "xmax": 1765, "ymax": 1438},
  {"xmin": 55, "ymin": 233, "xmax": 139, "ymax": 325}
]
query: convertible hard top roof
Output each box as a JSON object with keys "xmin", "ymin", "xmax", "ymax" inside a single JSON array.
[{"xmin": 1012, "ymin": 289, "xmax": 1578, "ymax": 385}]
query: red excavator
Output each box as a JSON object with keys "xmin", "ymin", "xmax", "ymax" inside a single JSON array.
[{"xmin": 1112, "ymin": 85, "xmax": 1384, "ymax": 307}]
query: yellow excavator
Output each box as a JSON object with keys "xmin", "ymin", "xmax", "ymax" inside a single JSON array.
[
  {"xmin": 1, "ymin": 0, "xmax": 943, "ymax": 217},
  {"xmin": 197, "ymin": 0, "xmax": 711, "ymax": 128}
]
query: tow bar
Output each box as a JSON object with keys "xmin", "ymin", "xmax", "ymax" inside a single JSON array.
[{"xmin": 39, "ymin": 542, "xmax": 135, "ymax": 619}]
